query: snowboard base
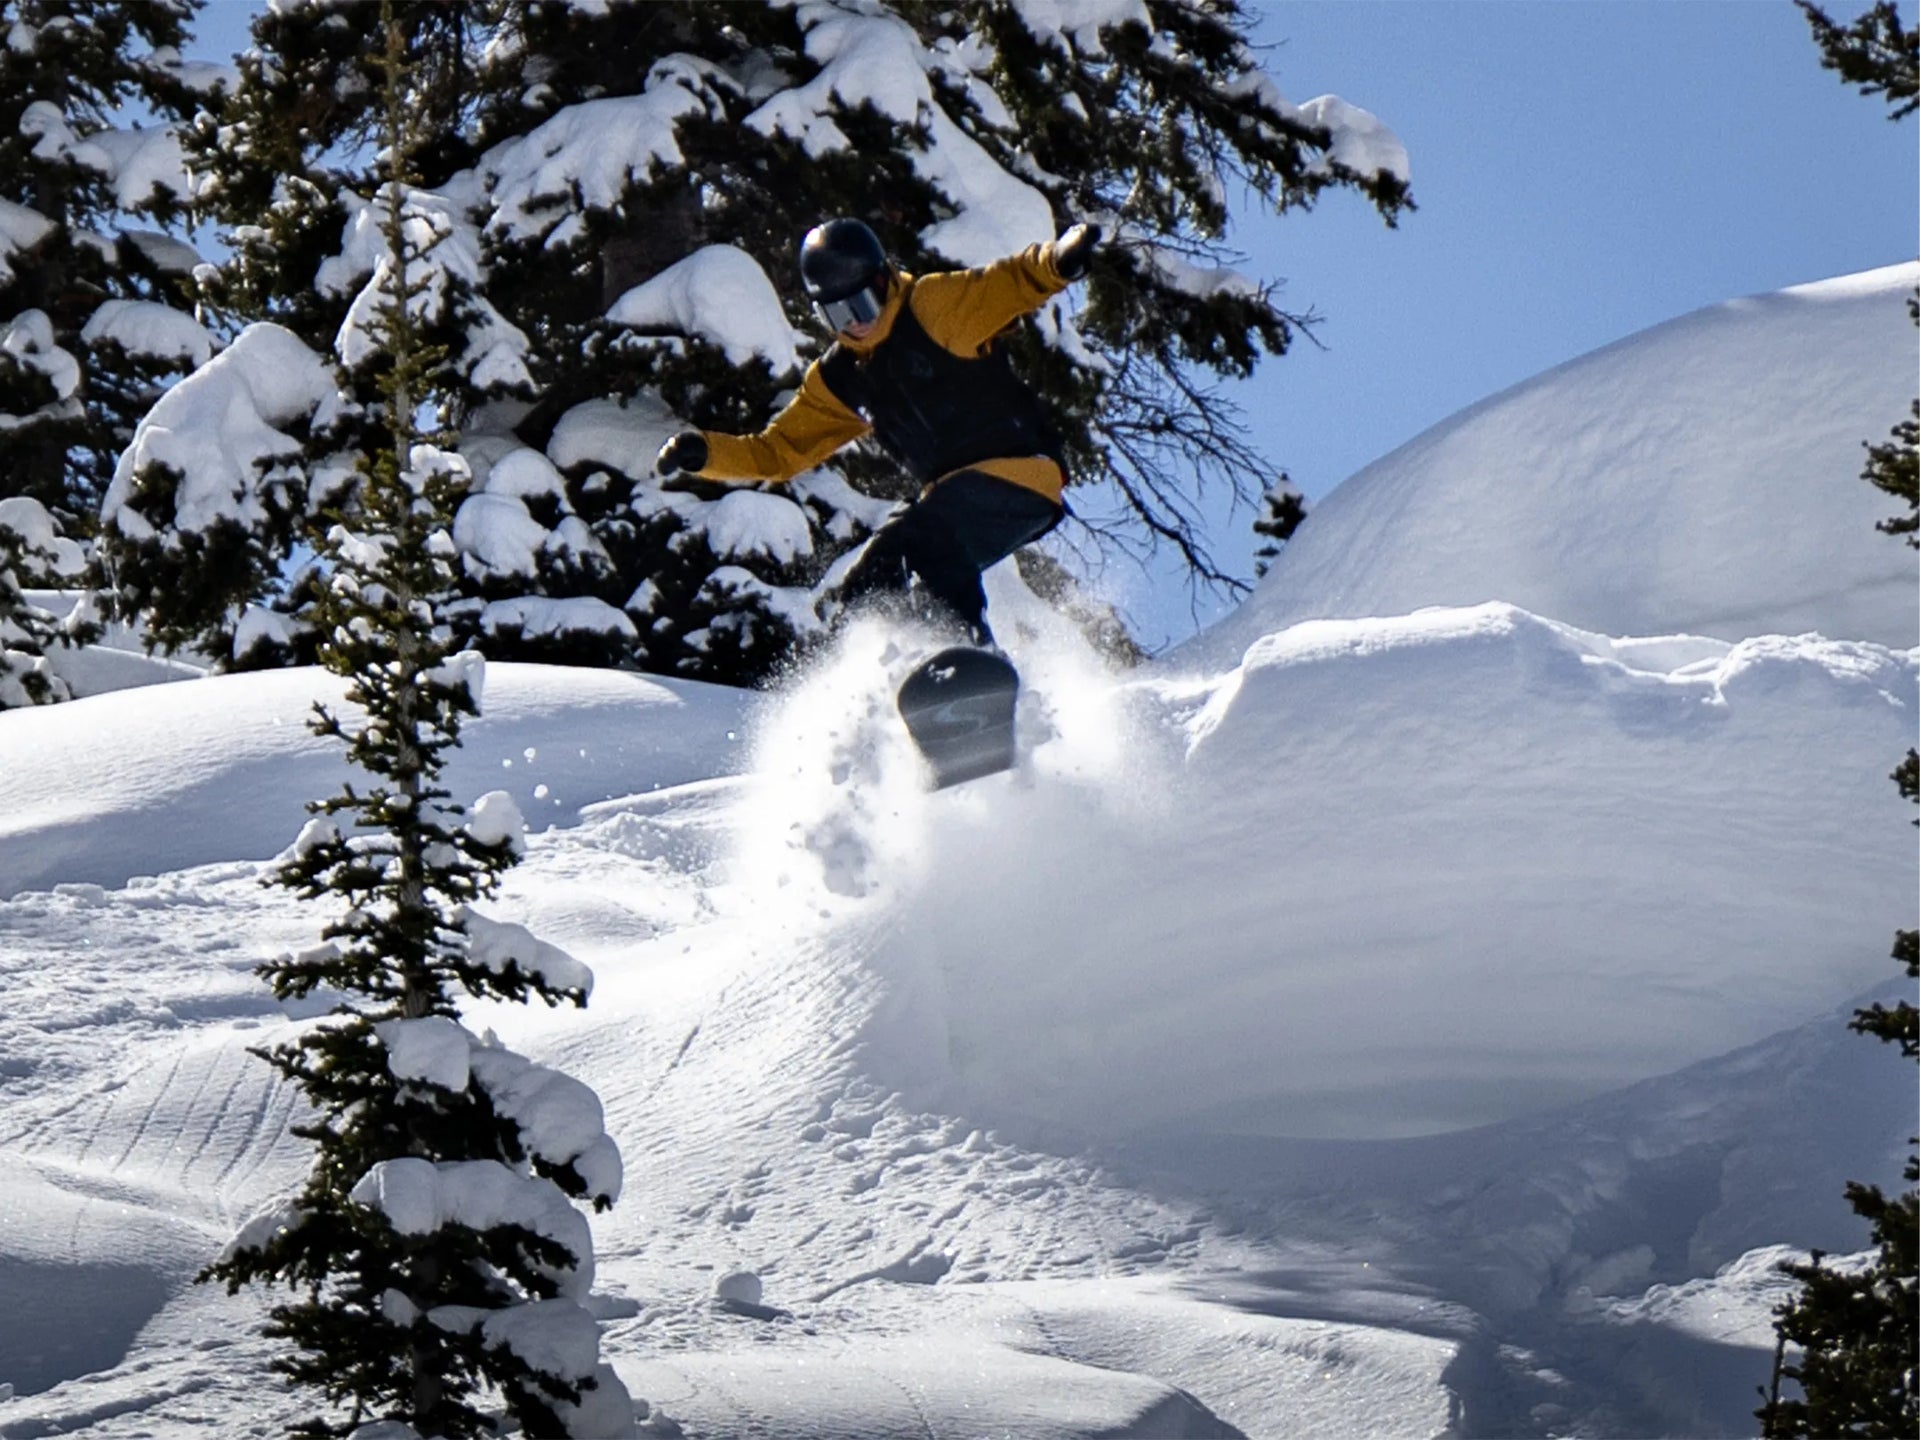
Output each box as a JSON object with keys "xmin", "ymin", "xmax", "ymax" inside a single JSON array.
[{"xmin": 896, "ymin": 646, "xmax": 1019, "ymax": 789}]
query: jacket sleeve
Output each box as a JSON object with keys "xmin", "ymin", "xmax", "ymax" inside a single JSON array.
[
  {"xmin": 909, "ymin": 241, "xmax": 1073, "ymax": 357},
  {"xmin": 696, "ymin": 361, "xmax": 870, "ymax": 484}
]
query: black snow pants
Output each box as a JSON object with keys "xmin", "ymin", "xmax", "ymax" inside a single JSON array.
[{"xmin": 833, "ymin": 469, "xmax": 1064, "ymax": 647}]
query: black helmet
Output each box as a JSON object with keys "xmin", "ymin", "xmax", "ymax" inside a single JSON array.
[
  {"xmin": 800, "ymin": 219, "xmax": 890, "ymax": 332},
  {"xmin": 799, "ymin": 218, "xmax": 887, "ymax": 301}
]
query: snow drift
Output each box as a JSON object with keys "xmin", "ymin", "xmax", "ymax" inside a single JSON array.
[
  {"xmin": 1189, "ymin": 261, "xmax": 1920, "ymax": 663},
  {"xmin": 0, "ymin": 664, "xmax": 750, "ymax": 900},
  {"xmin": 867, "ymin": 603, "xmax": 1914, "ymax": 1141},
  {"xmin": 7, "ymin": 601, "xmax": 1909, "ymax": 1145}
]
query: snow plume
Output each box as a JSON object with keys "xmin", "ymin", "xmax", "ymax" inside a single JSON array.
[
  {"xmin": 724, "ymin": 618, "xmax": 940, "ymax": 905},
  {"xmin": 719, "ymin": 573, "xmax": 1144, "ymax": 910}
]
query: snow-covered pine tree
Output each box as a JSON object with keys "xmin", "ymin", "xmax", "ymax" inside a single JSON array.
[
  {"xmin": 1860, "ymin": 293, "xmax": 1919, "ymax": 546},
  {"xmin": 0, "ymin": 0, "xmax": 218, "ymax": 704},
  {"xmin": 1251, "ymin": 473, "xmax": 1307, "ymax": 578},
  {"xmin": 0, "ymin": 493, "xmax": 88, "ymax": 703},
  {"xmin": 1759, "ymin": 13, "xmax": 1919, "ymax": 1434},
  {"xmin": 198, "ymin": 16, "xmax": 630, "ymax": 1436},
  {"xmin": 101, "ymin": 0, "xmax": 497, "ymax": 670},
  {"xmin": 106, "ymin": 0, "xmax": 1410, "ymax": 685}
]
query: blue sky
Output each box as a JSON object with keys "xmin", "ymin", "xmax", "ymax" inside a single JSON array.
[{"xmin": 1162, "ymin": 0, "xmax": 1919, "ymax": 644}]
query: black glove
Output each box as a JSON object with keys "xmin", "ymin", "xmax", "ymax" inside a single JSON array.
[
  {"xmin": 655, "ymin": 431, "xmax": 709, "ymax": 477},
  {"xmin": 1053, "ymin": 222, "xmax": 1102, "ymax": 282}
]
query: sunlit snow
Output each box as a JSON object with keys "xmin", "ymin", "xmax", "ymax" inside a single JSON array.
[{"xmin": 4, "ymin": 264, "xmax": 1916, "ymax": 1436}]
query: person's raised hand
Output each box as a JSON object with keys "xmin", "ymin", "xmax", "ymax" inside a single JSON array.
[
  {"xmin": 655, "ymin": 431, "xmax": 709, "ymax": 476},
  {"xmin": 1053, "ymin": 223, "xmax": 1102, "ymax": 282}
]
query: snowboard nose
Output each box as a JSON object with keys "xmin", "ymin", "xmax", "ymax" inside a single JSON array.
[{"xmin": 897, "ymin": 646, "xmax": 1020, "ymax": 789}]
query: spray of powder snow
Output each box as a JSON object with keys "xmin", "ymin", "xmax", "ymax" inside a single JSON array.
[
  {"xmin": 715, "ymin": 594, "xmax": 1165, "ymax": 922},
  {"xmin": 698, "ymin": 596, "xmax": 1188, "ymax": 1149},
  {"xmin": 719, "ymin": 618, "xmax": 942, "ymax": 907}
]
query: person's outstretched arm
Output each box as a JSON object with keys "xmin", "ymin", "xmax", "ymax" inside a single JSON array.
[
  {"xmin": 910, "ymin": 223, "xmax": 1101, "ymax": 357},
  {"xmin": 656, "ymin": 363, "xmax": 870, "ymax": 484}
]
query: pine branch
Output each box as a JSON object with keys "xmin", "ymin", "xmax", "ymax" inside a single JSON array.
[{"xmin": 1798, "ymin": 0, "xmax": 1920, "ymax": 118}]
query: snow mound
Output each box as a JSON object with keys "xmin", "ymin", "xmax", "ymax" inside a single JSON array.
[
  {"xmin": 722, "ymin": 618, "xmax": 948, "ymax": 903},
  {"xmin": 860, "ymin": 603, "xmax": 1915, "ymax": 1140},
  {"xmin": 0, "ymin": 664, "xmax": 752, "ymax": 899},
  {"xmin": 1188, "ymin": 262, "xmax": 1920, "ymax": 663}
]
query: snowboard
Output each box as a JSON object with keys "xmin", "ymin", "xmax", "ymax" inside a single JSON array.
[{"xmin": 896, "ymin": 645, "xmax": 1020, "ymax": 789}]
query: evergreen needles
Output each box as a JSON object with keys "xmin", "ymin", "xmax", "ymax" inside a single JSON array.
[{"xmin": 197, "ymin": 9, "xmax": 628, "ymax": 1435}]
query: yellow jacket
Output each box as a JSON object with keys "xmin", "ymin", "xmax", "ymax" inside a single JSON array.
[{"xmin": 690, "ymin": 240, "xmax": 1075, "ymax": 504}]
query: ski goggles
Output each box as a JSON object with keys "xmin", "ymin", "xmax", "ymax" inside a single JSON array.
[{"xmin": 814, "ymin": 282, "xmax": 886, "ymax": 333}]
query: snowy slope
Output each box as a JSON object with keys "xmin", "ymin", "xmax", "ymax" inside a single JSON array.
[
  {"xmin": 1187, "ymin": 262, "xmax": 1920, "ymax": 664},
  {"xmin": 2, "ymin": 609, "xmax": 1911, "ymax": 1436},
  {"xmin": 3, "ymin": 267, "xmax": 1916, "ymax": 1439},
  {"xmin": 0, "ymin": 664, "xmax": 750, "ymax": 899}
]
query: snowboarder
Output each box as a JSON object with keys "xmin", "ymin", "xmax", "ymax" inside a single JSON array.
[{"xmin": 652, "ymin": 216, "xmax": 1101, "ymax": 650}]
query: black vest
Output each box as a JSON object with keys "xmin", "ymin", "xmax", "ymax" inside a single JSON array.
[{"xmin": 817, "ymin": 290, "xmax": 1065, "ymax": 487}]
